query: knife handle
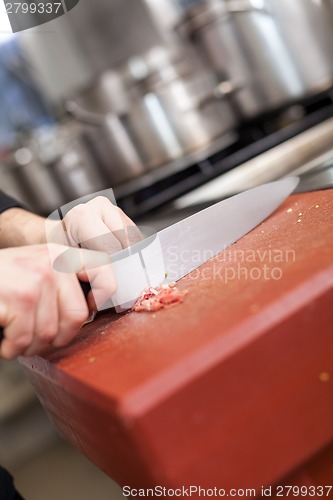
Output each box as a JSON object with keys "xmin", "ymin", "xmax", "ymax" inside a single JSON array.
[{"xmin": 0, "ymin": 280, "xmax": 91, "ymax": 342}]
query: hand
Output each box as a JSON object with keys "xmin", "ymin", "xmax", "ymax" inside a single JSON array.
[
  {"xmin": 48, "ymin": 196, "xmax": 143, "ymax": 252},
  {"xmin": 0, "ymin": 195, "xmax": 142, "ymax": 314},
  {"xmin": 1, "ymin": 196, "xmax": 142, "ymax": 253},
  {"xmin": 0, "ymin": 244, "xmax": 91, "ymax": 360},
  {"xmin": 47, "ymin": 196, "xmax": 143, "ymax": 310}
]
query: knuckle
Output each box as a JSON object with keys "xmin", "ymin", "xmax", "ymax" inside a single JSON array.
[
  {"xmin": 98, "ymin": 196, "xmax": 118, "ymax": 212},
  {"xmin": 63, "ymin": 307, "xmax": 88, "ymax": 332},
  {"xmin": 108, "ymin": 280, "xmax": 117, "ymax": 296},
  {"xmin": 36, "ymin": 265, "xmax": 54, "ymax": 284},
  {"xmin": 72, "ymin": 203, "xmax": 84, "ymax": 212},
  {"xmin": 65, "ymin": 204, "xmax": 87, "ymax": 220},
  {"xmin": 37, "ymin": 327, "xmax": 57, "ymax": 343},
  {"xmin": 95, "ymin": 195, "xmax": 110, "ymax": 205},
  {"xmin": 1, "ymin": 351, "xmax": 16, "ymax": 361},
  {"xmin": 13, "ymin": 336, "xmax": 32, "ymax": 351},
  {"xmin": 72, "ymin": 307, "xmax": 89, "ymax": 326},
  {"xmin": 17, "ymin": 289, "xmax": 38, "ymax": 307},
  {"xmin": 52, "ymin": 337, "xmax": 67, "ymax": 348}
]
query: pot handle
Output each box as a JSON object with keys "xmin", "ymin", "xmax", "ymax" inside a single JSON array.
[
  {"xmin": 197, "ymin": 80, "xmax": 242, "ymax": 108},
  {"xmin": 226, "ymin": 0, "xmax": 271, "ymax": 15},
  {"xmin": 65, "ymin": 101, "xmax": 105, "ymax": 127},
  {"xmin": 176, "ymin": 0, "xmax": 271, "ymax": 38}
]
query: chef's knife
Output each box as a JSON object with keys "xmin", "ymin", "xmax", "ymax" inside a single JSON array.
[
  {"xmin": 105, "ymin": 176, "xmax": 299, "ymax": 309},
  {"xmin": 0, "ymin": 177, "xmax": 299, "ymax": 341}
]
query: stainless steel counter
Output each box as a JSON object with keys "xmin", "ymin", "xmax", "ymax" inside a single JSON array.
[
  {"xmin": 174, "ymin": 117, "xmax": 333, "ymax": 208},
  {"xmin": 136, "ymin": 116, "xmax": 333, "ymax": 232}
]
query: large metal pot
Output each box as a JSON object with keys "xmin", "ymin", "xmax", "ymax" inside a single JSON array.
[
  {"xmin": 67, "ymin": 100, "xmax": 163, "ymax": 183},
  {"xmin": 66, "ymin": 103, "xmax": 149, "ymax": 186},
  {"xmin": 1, "ymin": 150, "xmax": 66, "ymax": 214},
  {"xmin": 48, "ymin": 134, "xmax": 110, "ymax": 203},
  {"xmin": 268, "ymin": 0, "xmax": 333, "ymax": 94},
  {"xmin": 0, "ymin": 124, "xmax": 109, "ymax": 215},
  {"xmin": 69, "ymin": 65, "xmax": 238, "ymax": 176},
  {"xmin": 179, "ymin": 0, "xmax": 333, "ymax": 119},
  {"xmin": 128, "ymin": 66, "xmax": 237, "ymax": 156}
]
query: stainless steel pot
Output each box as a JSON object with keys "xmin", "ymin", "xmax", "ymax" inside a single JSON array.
[
  {"xmin": 1, "ymin": 150, "xmax": 67, "ymax": 214},
  {"xmin": 71, "ymin": 68, "xmax": 186, "ymax": 174},
  {"xmin": 179, "ymin": 0, "xmax": 333, "ymax": 119},
  {"xmin": 268, "ymin": 0, "xmax": 333, "ymax": 94},
  {"xmin": 49, "ymin": 135, "xmax": 109, "ymax": 202},
  {"xmin": 76, "ymin": 110, "xmax": 153, "ymax": 186},
  {"xmin": 66, "ymin": 101, "xmax": 151, "ymax": 183},
  {"xmin": 69, "ymin": 65, "xmax": 237, "ymax": 176},
  {"xmin": 128, "ymin": 67, "xmax": 238, "ymax": 156},
  {"xmin": 0, "ymin": 124, "xmax": 109, "ymax": 215}
]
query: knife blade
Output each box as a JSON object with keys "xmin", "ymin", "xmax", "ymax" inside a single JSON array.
[
  {"xmin": 0, "ymin": 177, "xmax": 299, "ymax": 341},
  {"xmin": 108, "ymin": 176, "xmax": 299, "ymax": 309}
]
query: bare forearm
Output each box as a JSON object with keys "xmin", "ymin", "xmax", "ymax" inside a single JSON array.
[{"xmin": 0, "ymin": 208, "xmax": 46, "ymax": 248}]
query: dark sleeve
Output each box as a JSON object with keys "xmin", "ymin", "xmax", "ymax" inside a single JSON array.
[
  {"xmin": 0, "ymin": 465, "xmax": 16, "ymax": 500},
  {"xmin": 0, "ymin": 190, "xmax": 24, "ymax": 214}
]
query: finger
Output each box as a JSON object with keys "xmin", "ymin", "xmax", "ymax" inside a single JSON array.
[
  {"xmin": 74, "ymin": 216, "xmax": 123, "ymax": 254},
  {"xmin": 62, "ymin": 197, "xmax": 142, "ymax": 252},
  {"xmin": 53, "ymin": 247, "xmax": 111, "ymax": 274},
  {"xmin": 0, "ymin": 308, "xmax": 35, "ymax": 360},
  {"xmin": 62, "ymin": 200, "xmax": 124, "ymax": 253},
  {"xmin": 23, "ymin": 275, "xmax": 59, "ymax": 357},
  {"xmin": 87, "ymin": 197, "xmax": 142, "ymax": 249},
  {"xmin": 85, "ymin": 264, "xmax": 117, "ymax": 312},
  {"xmin": 1, "ymin": 337, "xmax": 31, "ymax": 360},
  {"xmin": 102, "ymin": 208, "xmax": 143, "ymax": 248},
  {"xmin": 52, "ymin": 273, "xmax": 89, "ymax": 347},
  {"xmin": 0, "ymin": 302, "xmax": 8, "ymax": 334}
]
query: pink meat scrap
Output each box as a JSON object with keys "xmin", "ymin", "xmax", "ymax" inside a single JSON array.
[{"xmin": 132, "ymin": 282, "xmax": 188, "ymax": 312}]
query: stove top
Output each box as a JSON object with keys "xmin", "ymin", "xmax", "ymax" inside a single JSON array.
[
  {"xmin": 116, "ymin": 89, "xmax": 333, "ymax": 219},
  {"xmin": 137, "ymin": 144, "xmax": 333, "ymax": 233}
]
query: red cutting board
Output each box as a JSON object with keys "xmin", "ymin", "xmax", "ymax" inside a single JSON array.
[{"xmin": 21, "ymin": 189, "xmax": 333, "ymax": 490}]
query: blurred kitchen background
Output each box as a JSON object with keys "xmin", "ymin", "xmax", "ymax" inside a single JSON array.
[{"xmin": 1, "ymin": 0, "xmax": 333, "ymax": 498}]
